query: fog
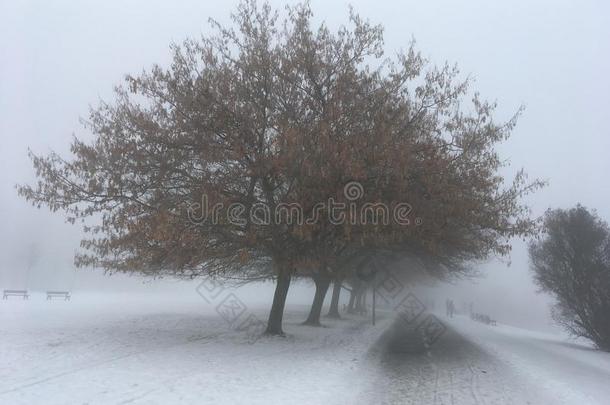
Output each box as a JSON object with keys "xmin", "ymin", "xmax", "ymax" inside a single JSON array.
[{"xmin": 1, "ymin": 0, "xmax": 609, "ymax": 333}]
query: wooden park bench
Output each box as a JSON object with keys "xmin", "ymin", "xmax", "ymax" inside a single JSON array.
[
  {"xmin": 3, "ymin": 289, "xmax": 29, "ymax": 300},
  {"xmin": 46, "ymin": 291, "xmax": 71, "ymax": 301}
]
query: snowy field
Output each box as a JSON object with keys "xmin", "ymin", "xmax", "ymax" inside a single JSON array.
[
  {"xmin": 0, "ymin": 292, "xmax": 392, "ymax": 405},
  {"xmin": 2, "ymin": 292, "xmax": 610, "ymax": 404}
]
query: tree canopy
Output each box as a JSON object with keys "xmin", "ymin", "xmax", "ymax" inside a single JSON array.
[{"xmin": 18, "ymin": 0, "xmax": 543, "ymax": 335}]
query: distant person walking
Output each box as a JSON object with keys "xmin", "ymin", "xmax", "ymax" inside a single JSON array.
[{"xmin": 446, "ymin": 299, "xmax": 455, "ymax": 318}]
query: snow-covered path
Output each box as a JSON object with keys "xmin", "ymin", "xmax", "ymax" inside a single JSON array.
[
  {"xmin": 357, "ymin": 317, "xmax": 556, "ymax": 404},
  {"xmin": 357, "ymin": 314, "xmax": 610, "ymax": 404},
  {"xmin": 449, "ymin": 316, "xmax": 610, "ymax": 405}
]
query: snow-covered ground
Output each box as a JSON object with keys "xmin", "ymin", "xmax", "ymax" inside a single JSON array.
[
  {"xmin": 0, "ymin": 292, "xmax": 391, "ymax": 405},
  {"xmin": 357, "ymin": 313, "xmax": 610, "ymax": 404},
  {"xmin": 2, "ymin": 292, "xmax": 610, "ymax": 404},
  {"xmin": 449, "ymin": 315, "xmax": 610, "ymax": 404}
]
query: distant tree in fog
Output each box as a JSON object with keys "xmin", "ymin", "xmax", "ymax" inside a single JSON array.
[{"xmin": 529, "ymin": 205, "xmax": 610, "ymax": 351}]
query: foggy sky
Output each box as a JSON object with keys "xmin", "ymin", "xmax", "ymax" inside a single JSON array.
[{"xmin": 1, "ymin": 0, "xmax": 609, "ymax": 331}]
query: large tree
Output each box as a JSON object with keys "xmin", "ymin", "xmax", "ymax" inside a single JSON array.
[
  {"xmin": 19, "ymin": 1, "xmax": 541, "ymax": 337},
  {"xmin": 529, "ymin": 205, "xmax": 610, "ymax": 351}
]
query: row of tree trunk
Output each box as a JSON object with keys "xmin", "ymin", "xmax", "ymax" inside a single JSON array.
[{"xmin": 265, "ymin": 270, "xmax": 370, "ymax": 335}]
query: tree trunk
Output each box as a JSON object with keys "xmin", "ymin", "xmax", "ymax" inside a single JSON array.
[
  {"xmin": 327, "ymin": 280, "xmax": 342, "ymax": 318},
  {"xmin": 265, "ymin": 269, "xmax": 292, "ymax": 336},
  {"xmin": 303, "ymin": 275, "xmax": 331, "ymax": 326},
  {"xmin": 355, "ymin": 288, "xmax": 367, "ymax": 315},
  {"xmin": 347, "ymin": 288, "xmax": 357, "ymax": 314}
]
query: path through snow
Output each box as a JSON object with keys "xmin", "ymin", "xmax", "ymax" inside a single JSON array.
[{"xmin": 357, "ymin": 314, "xmax": 610, "ymax": 404}]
